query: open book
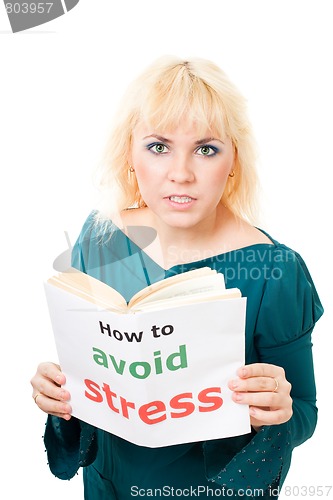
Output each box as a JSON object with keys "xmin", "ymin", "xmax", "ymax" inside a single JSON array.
[
  {"xmin": 45, "ymin": 267, "xmax": 249, "ymax": 447},
  {"xmin": 47, "ymin": 266, "xmax": 241, "ymax": 313}
]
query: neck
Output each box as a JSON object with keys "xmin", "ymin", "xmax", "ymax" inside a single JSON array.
[{"xmin": 148, "ymin": 205, "xmax": 230, "ymax": 269}]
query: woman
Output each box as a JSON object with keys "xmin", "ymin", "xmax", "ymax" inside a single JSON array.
[{"xmin": 31, "ymin": 56, "xmax": 323, "ymax": 498}]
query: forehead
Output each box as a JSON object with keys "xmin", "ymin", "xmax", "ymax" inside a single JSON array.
[{"xmin": 132, "ymin": 120, "xmax": 226, "ymax": 142}]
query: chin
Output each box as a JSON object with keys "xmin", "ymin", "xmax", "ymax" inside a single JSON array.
[{"xmin": 161, "ymin": 213, "xmax": 204, "ymax": 230}]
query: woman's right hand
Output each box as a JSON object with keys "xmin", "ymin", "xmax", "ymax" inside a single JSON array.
[{"xmin": 30, "ymin": 362, "xmax": 72, "ymax": 420}]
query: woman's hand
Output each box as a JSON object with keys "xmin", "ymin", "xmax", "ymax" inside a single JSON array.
[
  {"xmin": 228, "ymin": 363, "xmax": 293, "ymax": 429},
  {"xmin": 30, "ymin": 362, "xmax": 72, "ymax": 420}
]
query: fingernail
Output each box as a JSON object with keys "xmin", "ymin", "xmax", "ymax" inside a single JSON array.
[
  {"xmin": 60, "ymin": 390, "xmax": 67, "ymax": 400},
  {"xmin": 231, "ymin": 380, "xmax": 239, "ymax": 390},
  {"xmin": 63, "ymin": 403, "xmax": 72, "ymax": 413}
]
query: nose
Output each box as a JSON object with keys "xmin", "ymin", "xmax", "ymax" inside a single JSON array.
[{"xmin": 167, "ymin": 153, "xmax": 195, "ymax": 183}]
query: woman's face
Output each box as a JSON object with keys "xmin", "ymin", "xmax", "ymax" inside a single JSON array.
[{"xmin": 130, "ymin": 122, "xmax": 235, "ymax": 232}]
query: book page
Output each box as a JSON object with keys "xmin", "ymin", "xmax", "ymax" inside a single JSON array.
[
  {"xmin": 128, "ymin": 267, "xmax": 218, "ymax": 308},
  {"xmin": 47, "ymin": 268, "xmax": 127, "ymax": 311},
  {"xmin": 130, "ymin": 273, "xmax": 226, "ymax": 307},
  {"xmin": 131, "ymin": 287, "xmax": 241, "ymax": 312}
]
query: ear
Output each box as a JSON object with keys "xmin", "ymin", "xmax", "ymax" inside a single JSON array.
[
  {"xmin": 232, "ymin": 141, "xmax": 238, "ymax": 159},
  {"xmin": 232, "ymin": 145, "xmax": 238, "ymax": 169},
  {"xmin": 127, "ymin": 151, "xmax": 133, "ymax": 167}
]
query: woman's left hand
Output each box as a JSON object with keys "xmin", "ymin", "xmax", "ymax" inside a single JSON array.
[{"xmin": 228, "ymin": 363, "xmax": 293, "ymax": 428}]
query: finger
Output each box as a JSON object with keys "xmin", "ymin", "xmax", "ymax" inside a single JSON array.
[
  {"xmin": 31, "ymin": 363, "xmax": 70, "ymax": 402},
  {"xmin": 229, "ymin": 376, "xmax": 280, "ymax": 393},
  {"xmin": 238, "ymin": 363, "xmax": 285, "ymax": 380},
  {"xmin": 34, "ymin": 392, "xmax": 72, "ymax": 419},
  {"xmin": 232, "ymin": 390, "xmax": 282, "ymax": 408},
  {"xmin": 33, "ymin": 376, "xmax": 71, "ymax": 402},
  {"xmin": 249, "ymin": 405, "xmax": 293, "ymax": 425},
  {"xmin": 38, "ymin": 362, "xmax": 66, "ymax": 386},
  {"xmin": 48, "ymin": 413, "xmax": 72, "ymax": 420},
  {"xmin": 229, "ymin": 376, "xmax": 274, "ymax": 393}
]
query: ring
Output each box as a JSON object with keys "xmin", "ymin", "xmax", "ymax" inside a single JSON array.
[
  {"xmin": 273, "ymin": 378, "xmax": 279, "ymax": 393},
  {"xmin": 33, "ymin": 393, "xmax": 42, "ymax": 404}
]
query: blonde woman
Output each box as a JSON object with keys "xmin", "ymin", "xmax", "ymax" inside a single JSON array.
[{"xmin": 31, "ymin": 56, "xmax": 323, "ymax": 499}]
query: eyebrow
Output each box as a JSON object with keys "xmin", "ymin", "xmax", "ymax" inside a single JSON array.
[
  {"xmin": 142, "ymin": 134, "xmax": 224, "ymax": 145},
  {"xmin": 143, "ymin": 134, "xmax": 173, "ymax": 143},
  {"xmin": 195, "ymin": 137, "xmax": 225, "ymax": 145}
]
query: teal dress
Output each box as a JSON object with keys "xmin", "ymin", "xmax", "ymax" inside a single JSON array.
[{"xmin": 44, "ymin": 212, "xmax": 323, "ymax": 498}]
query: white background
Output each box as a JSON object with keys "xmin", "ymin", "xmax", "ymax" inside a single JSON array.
[{"xmin": 0, "ymin": 1, "xmax": 331, "ymax": 498}]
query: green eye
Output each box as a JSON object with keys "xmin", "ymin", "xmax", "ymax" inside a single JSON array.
[
  {"xmin": 147, "ymin": 143, "xmax": 168, "ymax": 154},
  {"xmin": 201, "ymin": 147, "xmax": 210, "ymax": 155},
  {"xmin": 197, "ymin": 146, "xmax": 218, "ymax": 156}
]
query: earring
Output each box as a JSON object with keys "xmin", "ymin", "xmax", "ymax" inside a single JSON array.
[
  {"xmin": 129, "ymin": 166, "xmax": 135, "ymax": 173},
  {"xmin": 229, "ymin": 170, "xmax": 235, "ymax": 178}
]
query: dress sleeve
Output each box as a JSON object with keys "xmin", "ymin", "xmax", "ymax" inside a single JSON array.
[
  {"xmin": 43, "ymin": 212, "xmax": 98, "ymax": 480},
  {"xmin": 204, "ymin": 246, "xmax": 323, "ymax": 495},
  {"xmin": 70, "ymin": 210, "xmax": 98, "ymax": 273},
  {"xmin": 44, "ymin": 417, "xmax": 97, "ymax": 480}
]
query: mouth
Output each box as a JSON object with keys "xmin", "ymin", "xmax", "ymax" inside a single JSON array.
[{"xmin": 167, "ymin": 195, "xmax": 196, "ymax": 204}]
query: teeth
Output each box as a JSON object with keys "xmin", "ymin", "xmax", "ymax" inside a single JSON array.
[{"xmin": 169, "ymin": 196, "xmax": 193, "ymax": 203}]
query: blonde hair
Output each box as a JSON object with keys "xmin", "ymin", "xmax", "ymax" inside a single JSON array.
[{"xmin": 95, "ymin": 55, "xmax": 260, "ymax": 223}]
